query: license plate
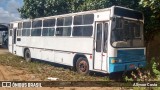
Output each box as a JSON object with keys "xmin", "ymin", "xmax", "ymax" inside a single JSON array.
[{"xmin": 129, "ymin": 64, "xmax": 135, "ymax": 68}]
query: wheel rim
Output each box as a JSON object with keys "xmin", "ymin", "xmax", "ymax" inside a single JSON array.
[{"xmin": 79, "ymin": 60, "xmax": 88, "ymax": 72}]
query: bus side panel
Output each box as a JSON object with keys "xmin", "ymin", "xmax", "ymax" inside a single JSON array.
[
  {"xmin": 54, "ymin": 51, "xmax": 74, "ymax": 66},
  {"xmin": 29, "ymin": 48, "xmax": 42, "ymax": 60},
  {"xmin": 41, "ymin": 50, "xmax": 55, "ymax": 62},
  {"xmin": 15, "ymin": 46, "xmax": 23, "ymax": 57},
  {"xmin": 8, "ymin": 36, "xmax": 13, "ymax": 53}
]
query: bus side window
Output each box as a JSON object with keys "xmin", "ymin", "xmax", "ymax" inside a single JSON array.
[
  {"xmin": 103, "ymin": 23, "xmax": 108, "ymax": 53},
  {"xmin": 96, "ymin": 23, "xmax": 102, "ymax": 52}
]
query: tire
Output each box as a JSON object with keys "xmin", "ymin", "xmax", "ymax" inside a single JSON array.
[
  {"xmin": 76, "ymin": 57, "xmax": 89, "ymax": 75},
  {"xmin": 24, "ymin": 49, "xmax": 31, "ymax": 62}
]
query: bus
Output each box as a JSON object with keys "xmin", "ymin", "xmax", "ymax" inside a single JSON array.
[{"xmin": 9, "ymin": 6, "xmax": 146, "ymax": 75}]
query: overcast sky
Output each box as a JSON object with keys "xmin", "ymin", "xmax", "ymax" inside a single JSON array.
[{"xmin": 0, "ymin": 0, "xmax": 23, "ymax": 24}]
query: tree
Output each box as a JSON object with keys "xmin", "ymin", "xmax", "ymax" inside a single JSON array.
[
  {"xmin": 139, "ymin": 0, "xmax": 160, "ymax": 43},
  {"xmin": 18, "ymin": 0, "xmax": 85, "ymax": 19},
  {"xmin": 18, "ymin": 0, "xmax": 46, "ymax": 18},
  {"xmin": 140, "ymin": 0, "xmax": 160, "ymax": 20},
  {"xmin": 19, "ymin": 0, "xmax": 141, "ymax": 19}
]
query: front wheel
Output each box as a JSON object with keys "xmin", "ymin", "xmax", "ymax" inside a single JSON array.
[
  {"xmin": 24, "ymin": 49, "xmax": 31, "ymax": 62},
  {"xmin": 76, "ymin": 57, "xmax": 89, "ymax": 75}
]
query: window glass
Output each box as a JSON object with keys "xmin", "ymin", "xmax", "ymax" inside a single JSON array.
[
  {"xmin": 23, "ymin": 22, "xmax": 31, "ymax": 28},
  {"xmin": 9, "ymin": 30, "xmax": 12, "ymax": 36},
  {"xmin": 74, "ymin": 14, "xmax": 94, "ymax": 25},
  {"xmin": 22, "ymin": 29, "xmax": 30, "ymax": 36},
  {"xmin": 73, "ymin": 26, "xmax": 93, "ymax": 36},
  {"xmin": 32, "ymin": 20, "xmax": 42, "ymax": 28},
  {"xmin": 84, "ymin": 14, "xmax": 94, "ymax": 24},
  {"xmin": 57, "ymin": 18, "xmax": 63, "ymax": 26},
  {"xmin": 57, "ymin": 17, "xmax": 72, "ymax": 26},
  {"xmin": 42, "ymin": 28, "xmax": 55, "ymax": 36},
  {"xmin": 103, "ymin": 23, "xmax": 108, "ymax": 52},
  {"xmin": 18, "ymin": 23, "xmax": 22, "ymax": 29},
  {"xmin": 43, "ymin": 19, "xmax": 55, "ymax": 27},
  {"xmin": 17, "ymin": 30, "xmax": 22, "ymax": 36},
  {"xmin": 111, "ymin": 18, "xmax": 144, "ymax": 47},
  {"xmin": 10, "ymin": 24, "xmax": 13, "ymax": 29},
  {"xmin": 96, "ymin": 24, "xmax": 102, "ymax": 52},
  {"xmin": 134, "ymin": 24, "xmax": 140, "ymax": 38},
  {"xmin": 74, "ymin": 15, "xmax": 82, "ymax": 25},
  {"xmin": 56, "ymin": 27, "xmax": 71, "ymax": 36},
  {"xmin": 64, "ymin": 17, "xmax": 72, "ymax": 26},
  {"xmin": 31, "ymin": 28, "xmax": 41, "ymax": 36}
]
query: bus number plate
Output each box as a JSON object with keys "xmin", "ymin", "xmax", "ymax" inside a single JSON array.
[{"xmin": 129, "ymin": 64, "xmax": 135, "ymax": 68}]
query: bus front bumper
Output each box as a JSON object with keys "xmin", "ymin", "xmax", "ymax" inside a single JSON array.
[{"xmin": 109, "ymin": 60, "xmax": 146, "ymax": 73}]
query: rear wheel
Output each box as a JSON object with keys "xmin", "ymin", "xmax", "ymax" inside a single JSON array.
[
  {"xmin": 24, "ymin": 49, "xmax": 31, "ymax": 62},
  {"xmin": 76, "ymin": 57, "xmax": 89, "ymax": 75}
]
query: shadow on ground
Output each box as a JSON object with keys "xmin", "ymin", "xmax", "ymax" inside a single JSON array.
[{"xmin": 32, "ymin": 59, "xmax": 128, "ymax": 81}]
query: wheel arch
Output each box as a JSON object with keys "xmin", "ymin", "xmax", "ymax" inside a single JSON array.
[
  {"xmin": 73, "ymin": 53, "xmax": 89, "ymax": 68},
  {"xmin": 23, "ymin": 47, "xmax": 29, "ymax": 57}
]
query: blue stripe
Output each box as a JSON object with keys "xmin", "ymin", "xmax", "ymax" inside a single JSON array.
[{"xmin": 117, "ymin": 49, "xmax": 145, "ymax": 63}]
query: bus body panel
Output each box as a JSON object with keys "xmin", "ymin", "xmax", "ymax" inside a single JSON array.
[
  {"xmin": 108, "ymin": 48, "xmax": 146, "ymax": 73},
  {"xmin": 16, "ymin": 37, "xmax": 93, "ymax": 54}
]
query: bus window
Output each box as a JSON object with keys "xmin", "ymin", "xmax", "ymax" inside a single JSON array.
[
  {"xmin": 9, "ymin": 30, "xmax": 12, "ymax": 36},
  {"xmin": 96, "ymin": 23, "xmax": 102, "ymax": 52},
  {"xmin": 23, "ymin": 22, "xmax": 31, "ymax": 28},
  {"xmin": 56, "ymin": 27, "xmax": 71, "ymax": 36},
  {"xmin": 31, "ymin": 28, "xmax": 41, "ymax": 36},
  {"xmin": 74, "ymin": 14, "xmax": 94, "ymax": 25},
  {"xmin": 57, "ymin": 17, "xmax": 72, "ymax": 26},
  {"xmin": 83, "ymin": 14, "xmax": 94, "ymax": 24},
  {"xmin": 22, "ymin": 29, "xmax": 30, "ymax": 36},
  {"xmin": 103, "ymin": 23, "xmax": 108, "ymax": 53},
  {"xmin": 32, "ymin": 20, "xmax": 42, "ymax": 28},
  {"xmin": 42, "ymin": 28, "xmax": 55, "ymax": 36},
  {"xmin": 43, "ymin": 19, "xmax": 55, "ymax": 27},
  {"xmin": 73, "ymin": 26, "xmax": 93, "ymax": 36},
  {"xmin": 74, "ymin": 15, "xmax": 82, "ymax": 25}
]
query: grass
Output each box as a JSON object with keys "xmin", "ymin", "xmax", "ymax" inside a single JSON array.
[{"xmin": 0, "ymin": 53, "xmax": 108, "ymax": 81}]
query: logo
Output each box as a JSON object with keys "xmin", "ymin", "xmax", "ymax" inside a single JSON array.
[{"xmin": 2, "ymin": 82, "xmax": 11, "ymax": 87}]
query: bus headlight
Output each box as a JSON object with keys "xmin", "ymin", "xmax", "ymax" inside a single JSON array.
[
  {"xmin": 111, "ymin": 59, "xmax": 118, "ymax": 63},
  {"xmin": 110, "ymin": 57, "xmax": 122, "ymax": 64}
]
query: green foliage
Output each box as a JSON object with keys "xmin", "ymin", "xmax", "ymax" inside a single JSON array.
[
  {"xmin": 140, "ymin": 0, "xmax": 160, "ymax": 19},
  {"xmin": 18, "ymin": 0, "xmax": 84, "ymax": 18},
  {"xmin": 124, "ymin": 68, "xmax": 150, "ymax": 81},
  {"xmin": 151, "ymin": 57, "xmax": 160, "ymax": 79},
  {"xmin": 140, "ymin": 0, "xmax": 160, "ymax": 42},
  {"xmin": 124, "ymin": 57, "xmax": 160, "ymax": 81},
  {"xmin": 18, "ymin": 0, "xmax": 141, "ymax": 19}
]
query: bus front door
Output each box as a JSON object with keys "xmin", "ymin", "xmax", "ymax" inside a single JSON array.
[{"xmin": 94, "ymin": 22, "xmax": 108, "ymax": 71}]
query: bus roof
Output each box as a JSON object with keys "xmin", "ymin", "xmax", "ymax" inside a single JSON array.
[{"xmin": 10, "ymin": 6, "xmax": 143, "ymax": 23}]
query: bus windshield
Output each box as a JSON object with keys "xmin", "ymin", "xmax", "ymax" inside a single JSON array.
[{"xmin": 111, "ymin": 18, "xmax": 144, "ymax": 48}]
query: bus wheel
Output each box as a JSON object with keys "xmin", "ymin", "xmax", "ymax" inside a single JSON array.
[
  {"xmin": 76, "ymin": 57, "xmax": 89, "ymax": 75},
  {"xmin": 24, "ymin": 49, "xmax": 31, "ymax": 62}
]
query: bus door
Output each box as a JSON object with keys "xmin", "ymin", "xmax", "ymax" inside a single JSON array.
[
  {"xmin": 12, "ymin": 28, "xmax": 17, "ymax": 54},
  {"xmin": 94, "ymin": 22, "xmax": 108, "ymax": 71}
]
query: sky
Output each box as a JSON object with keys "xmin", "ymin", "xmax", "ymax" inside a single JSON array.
[{"xmin": 0, "ymin": 0, "xmax": 23, "ymax": 24}]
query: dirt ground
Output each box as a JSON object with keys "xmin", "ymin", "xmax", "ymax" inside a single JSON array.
[{"xmin": 0, "ymin": 48, "xmax": 121, "ymax": 90}]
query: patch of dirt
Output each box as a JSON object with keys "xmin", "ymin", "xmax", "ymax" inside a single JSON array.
[
  {"xmin": 0, "ymin": 48, "xmax": 8, "ymax": 54},
  {"xmin": 0, "ymin": 65, "xmax": 40, "ymax": 81},
  {"xmin": 0, "ymin": 48, "xmax": 121, "ymax": 90}
]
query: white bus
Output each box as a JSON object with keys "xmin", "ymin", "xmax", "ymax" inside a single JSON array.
[{"xmin": 9, "ymin": 6, "xmax": 146, "ymax": 75}]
